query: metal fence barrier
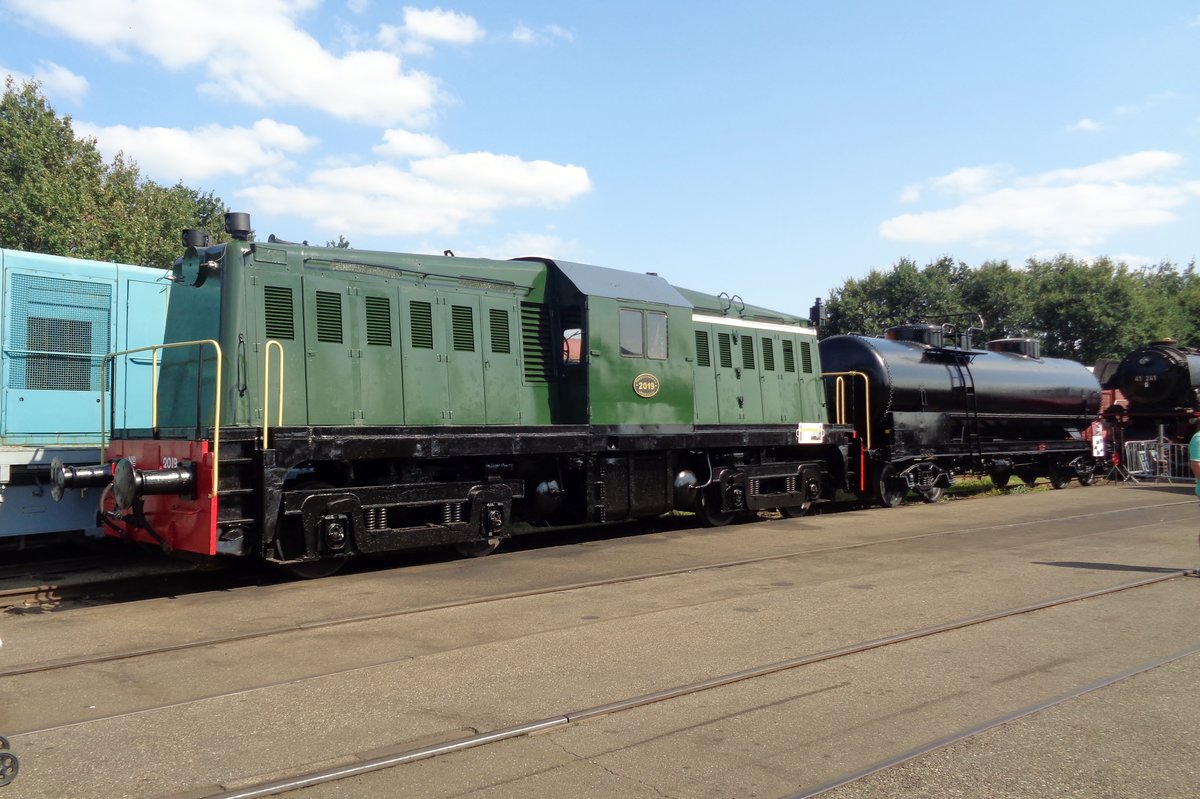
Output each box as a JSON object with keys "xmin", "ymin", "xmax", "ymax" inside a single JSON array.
[{"xmin": 1122, "ymin": 440, "xmax": 1191, "ymax": 483}]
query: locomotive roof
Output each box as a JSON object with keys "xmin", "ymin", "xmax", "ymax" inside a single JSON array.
[{"xmin": 521, "ymin": 258, "xmax": 693, "ymax": 307}]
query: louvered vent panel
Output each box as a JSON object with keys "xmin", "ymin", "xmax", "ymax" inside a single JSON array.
[
  {"xmin": 263, "ymin": 286, "xmax": 295, "ymax": 340},
  {"xmin": 410, "ymin": 301, "xmax": 434, "ymax": 349},
  {"xmin": 694, "ymin": 330, "xmax": 711, "ymax": 367},
  {"xmin": 8, "ymin": 274, "xmax": 110, "ymax": 391},
  {"xmin": 741, "ymin": 336, "xmax": 755, "ymax": 370},
  {"xmin": 451, "ymin": 305, "xmax": 475, "ymax": 352},
  {"xmin": 315, "ymin": 291, "xmax": 343, "ymax": 344},
  {"xmin": 762, "ymin": 338, "xmax": 775, "ymax": 371},
  {"xmin": 717, "ymin": 332, "xmax": 733, "ymax": 369},
  {"xmin": 801, "ymin": 341, "xmax": 813, "ymax": 373},
  {"xmin": 782, "ymin": 340, "xmax": 796, "ymax": 373},
  {"xmin": 520, "ymin": 301, "xmax": 554, "ymax": 383},
  {"xmin": 489, "ymin": 308, "xmax": 511, "ymax": 353},
  {"xmin": 364, "ymin": 296, "xmax": 392, "ymax": 346}
]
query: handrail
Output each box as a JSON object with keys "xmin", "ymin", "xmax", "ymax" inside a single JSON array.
[
  {"xmin": 821, "ymin": 370, "xmax": 872, "ymax": 450},
  {"xmin": 101, "ymin": 339, "xmax": 223, "ymax": 499},
  {"xmin": 263, "ymin": 340, "xmax": 285, "ymax": 449}
]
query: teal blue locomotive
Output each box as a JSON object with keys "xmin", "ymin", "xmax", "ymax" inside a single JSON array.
[
  {"xmin": 54, "ymin": 214, "xmax": 848, "ymax": 575},
  {"xmin": 2, "ymin": 248, "xmax": 169, "ymax": 546}
]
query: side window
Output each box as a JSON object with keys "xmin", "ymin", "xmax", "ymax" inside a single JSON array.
[
  {"xmin": 619, "ymin": 309, "xmax": 668, "ymax": 360},
  {"xmin": 646, "ymin": 312, "xmax": 667, "ymax": 360},
  {"xmin": 619, "ymin": 309, "xmax": 643, "ymax": 356},
  {"xmin": 563, "ymin": 327, "xmax": 583, "ymax": 364}
]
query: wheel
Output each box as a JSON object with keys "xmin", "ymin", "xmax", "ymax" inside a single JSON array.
[
  {"xmin": 990, "ymin": 470, "xmax": 1011, "ymax": 488},
  {"xmin": 275, "ymin": 479, "xmax": 349, "ymax": 578},
  {"xmin": 1049, "ymin": 470, "xmax": 1071, "ymax": 490},
  {"xmin": 0, "ymin": 751, "xmax": 18, "ymax": 788},
  {"xmin": 1079, "ymin": 471, "xmax": 1097, "ymax": 487},
  {"xmin": 780, "ymin": 501, "xmax": 812, "ymax": 518},
  {"xmin": 1018, "ymin": 471, "xmax": 1038, "ymax": 488},
  {"xmin": 918, "ymin": 486, "xmax": 944, "ymax": 503},
  {"xmin": 697, "ymin": 487, "xmax": 734, "ymax": 526},
  {"xmin": 875, "ymin": 464, "xmax": 907, "ymax": 508},
  {"xmin": 455, "ymin": 537, "xmax": 500, "ymax": 558}
]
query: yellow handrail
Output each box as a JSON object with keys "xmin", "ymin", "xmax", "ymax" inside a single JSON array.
[
  {"xmin": 101, "ymin": 339, "xmax": 223, "ymax": 499},
  {"xmin": 263, "ymin": 340, "xmax": 285, "ymax": 449},
  {"xmin": 821, "ymin": 370, "xmax": 872, "ymax": 450}
]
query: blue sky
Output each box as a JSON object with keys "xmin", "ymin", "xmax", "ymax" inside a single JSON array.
[{"xmin": 2, "ymin": 1, "xmax": 1199, "ymax": 314}]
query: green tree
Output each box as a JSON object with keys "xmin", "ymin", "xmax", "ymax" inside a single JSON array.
[
  {"xmin": 1026, "ymin": 255, "xmax": 1153, "ymax": 362},
  {"xmin": 823, "ymin": 257, "xmax": 964, "ymax": 337},
  {"xmin": 0, "ymin": 78, "xmax": 228, "ymax": 267}
]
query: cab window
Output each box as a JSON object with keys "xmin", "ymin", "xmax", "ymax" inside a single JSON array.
[{"xmin": 619, "ymin": 309, "xmax": 668, "ymax": 360}]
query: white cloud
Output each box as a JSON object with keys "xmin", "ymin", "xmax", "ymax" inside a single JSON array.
[
  {"xmin": 465, "ymin": 229, "xmax": 572, "ymax": 261},
  {"xmin": 373, "ymin": 129, "xmax": 451, "ymax": 159},
  {"xmin": 1068, "ymin": 118, "xmax": 1103, "ymax": 133},
  {"xmin": 511, "ymin": 22, "xmax": 574, "ymax": 45},
  {"xmin": 239, "ymin": 154, "xmax": 592, "ymax": 236},
  {"xmin": 378, "ymin": 6, "xmax": 485, "ymax": 54},
  {"xmin": 74, "ymin": 119, "xmax": 317, "ymax": 182},
  {"xmin": 1, "ymin": 60, "xmax": 89, "ymax": 103},
  {"xmin": 898, "ymin": 165, "xmax": 1001, "ymax": 203},
  {"xmin": 880, "ymin": 151, "xmax": 1200, "ymax": 249},
  {"xmin": 6, "ymin": 0, "xmax": 443, "ymax": 127}
]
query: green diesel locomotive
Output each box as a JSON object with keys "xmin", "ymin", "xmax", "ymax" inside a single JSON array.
[{"xmin": 54, "ymin": 213, "xmax": 849, "ymax": 575}]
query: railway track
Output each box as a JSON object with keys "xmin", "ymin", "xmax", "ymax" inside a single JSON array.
[
  {"xmin": 181, "ymin": 570, "xmax": 1198, "ymax": 798},
  {"xmin": 2, "ymin": 498, "xmax": 1183, "ymax": 680},
  {"xmin": 5, "ymin": 488, "xmax": 1195, "ymax": 798},
  {"xmin": 0, "ymin": 553, "xmax": 198, "ymax": 610}
]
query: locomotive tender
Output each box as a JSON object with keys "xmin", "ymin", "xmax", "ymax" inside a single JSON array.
[
  {"xmin": 53, "ymin": 213, "xmax": 849, "ymax": 575},
  {"xmin": 819, "ymin": 323, "xmax": 1102, "ymax": 505},
  {"xmin": 1, "ymin": 248, "xmax": 168, "ymax": 546}
]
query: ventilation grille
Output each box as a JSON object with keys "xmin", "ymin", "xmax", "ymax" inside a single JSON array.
[
  {"xmin": 782, "ymin": 340, "xmax": 796, "ymax": 373},
  {"xmin": 410, "ymin": 301, "xmax": 434, "ymax": 349},
  {"xmin": 364, "ymin": 296, "xmax": 392, "ymax": 346},
  {"xmin": 717, "ymin": 332, "xmax": 733, "ymax": 369},
  {"xmin": 315, "ymin": 291, "xmax": 343, "ymax": 344},
  {"xmin": 762, "ymin": 338, "xmax": 775, "ymax": 371},
  {"xmin": 741, "ymin": 335, "xmax": 755, "ymax": 370},
  {"xmin": 800, "ymin": 340, "xmax": 813, "ymax": 373},
  {"xmin": 489, "ymin": 308, "xmax": 511, "ymax": 353},
  {"xmin": 263, "ymin": 286, "xmax": 295, "ymax": 340},
  {"xmin": 451, "ymin": 305, "xmax": 475, "ymax": 352},
  {"xmin": 520, "ymin": 301, "xmax": 554, "ymax": 384},
  {"xmin": 694, "ymin": 330, "xmax": 711, "ymax": 367},
  {"xmin": 7, "ymin": 273, "xmax": 111, "ymax": 391}
]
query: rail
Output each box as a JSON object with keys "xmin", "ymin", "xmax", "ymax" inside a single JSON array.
[
  {"xmin": 262, "ymin": 340, "xmax": 285, "ymax": 449},
  {"xmin": 100, "ymin": 339, "xmax": 223, "ymax": 499},
  {"xmin": 822, "ymin": 371, "xmax": 872, "ymax": 450},
  {"xmin": 1122, "ymin": 439, "xmax": 1191, "ymax": 483}
]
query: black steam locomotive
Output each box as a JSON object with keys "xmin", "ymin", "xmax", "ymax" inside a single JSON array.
[
  {"xmin": 1103, "ymin": 340, "xmax": 1200, "ymax": 441},
  {"xmin": 820, "ymin": 323, "xmax": 1102, "ymax": 505}
]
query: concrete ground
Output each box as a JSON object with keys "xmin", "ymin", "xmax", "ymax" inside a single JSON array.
[{"xmin": 1, "ymin": 481, "xmax": 1197, "ymax": 799}]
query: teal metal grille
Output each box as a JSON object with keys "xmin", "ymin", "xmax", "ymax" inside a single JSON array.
[{"xmin": 7, "ymin": 273, "xmax": 111, "ymax": 391}]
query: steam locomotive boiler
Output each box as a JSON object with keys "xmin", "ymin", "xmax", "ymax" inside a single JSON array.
[
  {"xmin": 819, "ymin": 323, "xmax": 1102, "ymax": 505},
  {"xmin": 1106, "ymin": 340, "xmax": 1200, "ymax": 441}
]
